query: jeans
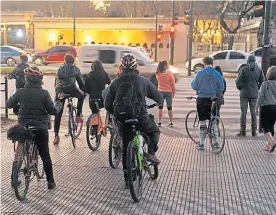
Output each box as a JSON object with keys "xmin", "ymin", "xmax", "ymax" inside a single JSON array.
[
  {"xmin": 240, "ymin": 97, "xmax": 257, "ymax": 132},
  {"xmin": 35, "ymin": 128, "xmax": 54, "ymax": 183},
  {"xmin": 118, "ymin": 115, "xmax": 160, "ymax": 181},
  {"xmin": 54, "ymin": 95, "xmax": 84, "ymax": 136}
]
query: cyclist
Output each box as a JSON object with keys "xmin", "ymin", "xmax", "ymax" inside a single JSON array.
[
  {"xmin": 104, "ymin": 54, "xmax": 163, "ymax": 188},
  {"xmin": 6, "ymin": 54, "xmax": 29, "ymax": 115},
  {"xmin": 7, "ymin": 66, "xmax": 62, "ymax": 190},
  {"xmin": 53, "ymin": 54, "xmax": 85, "ymax": 145},
  {"xmin": 191, "ymin": 57, "xmax": 224, "ymax": 150},
  {"xmin": 84, "ymin": 60, "xmax": 111, "ymax": 114}
]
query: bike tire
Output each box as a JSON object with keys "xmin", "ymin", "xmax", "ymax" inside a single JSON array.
[
  {"xmin": 12, "ymin": 143, "xmax": 30, "ymax": 201},
  {"xmin": 86, "ymin": 125, "xmax": 101, "ymax": 151},
  {"xmin": 209, "ymin": 117, "xmax": 226, "ymax": 154},
  {"xmin": 108, "ymin": 127, "xmax": 122, "ymax": 169},
  {"xmin": 68, "ymin": 109, "xmax": 76, "ymax": 148},
  {"xmin": 74, "ymin": 108, "xmax": 83, "ymax": 139},
  {"xmin": 185, "ymin": 110, "xmax": 200, "ymax": 144},
  {"xmin": 126, "ymin": 141, "xmax": 142, "ymax": 202}
]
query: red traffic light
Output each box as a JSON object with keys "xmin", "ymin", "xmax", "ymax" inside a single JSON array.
[
  {"xmin": 157, "ymin": 33, "xmax": 162, "ymax": 42},
  {"xmin": 170, "ymin": 25, "xmax": 175, "ymax": 33}
]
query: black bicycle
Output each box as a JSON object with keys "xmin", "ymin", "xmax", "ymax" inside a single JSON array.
[
  {"xmin": 185, "ymin": 96, "xmax": 226, "ymax": 153},
  {"xmin": 8, "ymin": 125, "xmax": 45, "ymax": 201},
  {"xmin": 126, "ymin": 104, "xmax": 159, "ymax": 202}
]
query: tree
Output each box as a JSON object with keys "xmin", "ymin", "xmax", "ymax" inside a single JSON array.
[{"xmin": 219, "ymin": 0, "xmax": 254, "ymax": 49}]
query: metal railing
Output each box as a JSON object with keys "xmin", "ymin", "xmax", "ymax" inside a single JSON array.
[{"xmin": 1, "ymin": 78, "xmax": 8, "ymax": 118}]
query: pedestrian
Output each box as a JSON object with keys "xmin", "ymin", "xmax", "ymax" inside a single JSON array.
[
  {"xmin": 255, "ymin": 66, "xmax": 276, "ymax": 152},
  {"xmin": 84, "ymin": 60, "xmax": 111, "ymax": 114},
  {"xmin": 214, "ymin": 66, "xmax": 227, "ymax": 116},
  {"xmin": 6, "ymin": 54, "xmax": 29, "ymax": 115},
  {"xmin": 191, "ymin": 57, "xmax": 224, "ymax": 150},
  {"xmin": 156, "ymin": 60, "xmax": 176, "ymax": 127},
  {"xmin": 235, "ymin": 55, "xmax": 264, "ymax": 137}
]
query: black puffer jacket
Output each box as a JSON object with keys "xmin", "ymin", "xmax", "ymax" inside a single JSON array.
[
  {"xmin": 8, "ymin": 63, "xmax": 29, "ymax": 89},
  {"xmin": 7, "ymin": 76, "xmax": 60, "ymax": 130}
]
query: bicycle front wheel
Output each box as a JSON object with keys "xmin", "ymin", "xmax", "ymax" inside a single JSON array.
[
  {"xmin": 209, "ymin": 117, "xmax": 226, "ymax": 154},
  {"xmin": 126, "ymin": 141, "xmax": 143, "ymax": 202},
  {"xmin": 12, "ymin": 143, "xmax": 30, "ymax": 201},
  {"xmin": 68, "ymin": 109, "xmax": 76, "ymax": 148},
  {"xmin": 185, "ymin": 110, "xmax": 200, "ymax": 144}
]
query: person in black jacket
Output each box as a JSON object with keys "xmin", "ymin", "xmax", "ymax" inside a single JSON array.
[
  {"xmin": 105, "ymin": 54, "xmax": 163, "ymax": 188},
  {"xmin": 7, "ymin": 67, "xmax": 62, "ymax": 190},
  {"xmin": 85, "ymin": 60, "xmax": 111, "ymax": 114},
  {"xmin": 53, "ymin": 54, "xmax": 85, "ymax": 144},
  {"xmin": 235, "ymin": 55, "xmax": 264, "ymax": 137}
]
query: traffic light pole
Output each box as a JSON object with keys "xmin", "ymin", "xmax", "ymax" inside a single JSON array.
[
  {"xmin": 73, "ymin": 0, "xmax": 76, "ymax": 46},
  {"xmin": 261, "ymin": 1, "xmax": 272, "ymax": 77},
  {"xmin": 187, "ymin": 1, "xmax": 193, "ymax": 76},
  {"xmin": 169, "ymin": 0, "xmax": 175, "ymax": 65}
]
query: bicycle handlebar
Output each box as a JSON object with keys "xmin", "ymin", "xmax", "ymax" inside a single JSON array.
[{"xmin": 146, "ymin": 103, "xmax": 159, "ymax": 109}]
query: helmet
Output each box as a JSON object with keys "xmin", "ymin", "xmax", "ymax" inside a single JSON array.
[
  {"xmin": 24, "ymin": 66, "xmax": 43, "ymax": 77},
  {"xmin": 120, "ymin": 54, "xmax": 137, "ymax": 70}
]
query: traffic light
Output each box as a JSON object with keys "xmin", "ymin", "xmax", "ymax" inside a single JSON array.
[
  {"xmin": 253, "ymin": 1, "xmax": 265, "ymax": 18},
  {"xmin": 173, "ymin": 12, "xmax": 179, "ymax": 25},
  {"xmin": 170, "ymin": 25, "xmax": 175, "ymax": 37},
  {"xmin": 184, "ymin": 10, "xmax": 190, "ymax": 25},
  {"xmin": 157, "ymin": 33, "xmax": 162, "ymax": 42},
  {"xmin": 157, "ymin": 25, "xmax": 163, "ymax": 42}
]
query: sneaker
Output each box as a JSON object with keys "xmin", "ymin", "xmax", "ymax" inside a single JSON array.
[
  {"xmin": 145, "ymin": 153, "xmax": 160, "ymax": 164},
  {"xmin": 53, "ymin": 136, "xmax": 60, "ymax": 145},
  {"xmin": 158, "ymin": 122, "xmax": 161, "ymax": 127},
  {"xmin": 75, "ymin": 116, "xmax": 83, "ymax": 123},
  {"xmin": 169, "ymin": 122, "xmax": 173, "ymax": 128},
  {"xmin": 48, "ymin": 182, "xmax": 56, "ymax": 190},
  {"xmin": 236, "ymin": 130, "xmax": 246, "ymax": 137},
  {"xmin": 252, "ymin": 131, "xmax": 257, "ymax": 137},
  {"xmin": 197, "ymin": 144, "xmax": 204, "ymax": 150}
]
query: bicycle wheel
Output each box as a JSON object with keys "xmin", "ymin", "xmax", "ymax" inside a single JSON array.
[
  {"xmin": 68, "ymin": 109, "xmax": 76, "ymax": 148},
  {"xmin": 74, "ymin": 108, "xmax": 83, "ymax": 139},
  {"xmin": 12, "ymin": 142, "xmax": 30, "ymax": 201},
  {"xmin": 86, "ymin": 125, "xmax": 101, "ymax": 151},
  {"xmin": 108, "ymin": 121, "xmax": 122, "ymax": 168},
  {"xmin": 185, "ymin": 110, "xmax": 200, "ymax": 144},
  {"xmin": 209, "ymin": 117, "xmax": 226, "ymax": 154},
  {"xmin": 126, "ymin": 141, "xmax": 143, "ymax": 202},
  {"xmin": 35, "ymin": 147, "xmax": 45, "ymax": 179}
]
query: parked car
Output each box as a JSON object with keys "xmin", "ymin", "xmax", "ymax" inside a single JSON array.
[
  {"xmin": 33, "ymin": 45, "xmax": 77, "ymax": 66},
  {"xmin": 76, "ymin": 44, "xmax": 180, "ymax": 81},
  {"xmin": 0, "ymin": 46, "xmax": 32, "ymax": 66},
  {"xmin": 185, "ymin": 50, "xmax": 257, "ymax": 73},
  {"xmin": 250, "ymin": 45, "xmax": 276, "ymax": 67}
]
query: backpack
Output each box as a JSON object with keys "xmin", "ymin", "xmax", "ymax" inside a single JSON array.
[{"xmin": 113, "ymin": 79, "xmax": 142, "ymax": 122}]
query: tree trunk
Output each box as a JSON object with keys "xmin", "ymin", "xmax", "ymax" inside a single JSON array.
[{"xmin": 228, "ymin": 35, "xmax": 234, "ymax": 50}]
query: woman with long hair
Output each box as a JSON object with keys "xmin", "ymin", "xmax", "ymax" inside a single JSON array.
[
  {"xmin": 156, "ymin": 60, "xmax": 176, "ymax": 127},
  {"xmin": 85, "ymin": 60, "xmax": 111, "ymax": 113}
]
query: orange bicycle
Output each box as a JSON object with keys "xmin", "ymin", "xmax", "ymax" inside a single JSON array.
[{"xmin": 86, "ymin": 99, "xmax": 120, "ymax": 153}]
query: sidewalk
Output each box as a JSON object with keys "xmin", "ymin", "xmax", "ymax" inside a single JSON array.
[{"xmin": 1, "ymin": 127, "xmax": 276, "ymax": 214}]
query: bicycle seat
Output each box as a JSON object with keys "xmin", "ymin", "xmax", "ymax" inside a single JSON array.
[{"xmin": 125, "ymin": 119, "xmax": 138, "ymax": 125}]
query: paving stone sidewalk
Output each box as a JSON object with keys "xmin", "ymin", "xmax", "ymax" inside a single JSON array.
[{"xmin": 1, "ymin": 127, "xmax": 276, "ymax": 215}]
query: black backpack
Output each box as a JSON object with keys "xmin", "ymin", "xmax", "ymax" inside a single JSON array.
[{"xmin": 113, "ymin": 79, "xmax": 142, "ymax": 122}]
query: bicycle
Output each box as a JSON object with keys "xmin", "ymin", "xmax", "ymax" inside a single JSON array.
[
  {"xmin": 60, "ymin": 94, "xmax": 83, "ymax": 148},
  {"xmin": 8, "ymin": 125, "xmax": 45, "ymax": 201},
  {"xmin": 86, "ymin": 99, "xmax": 121, "ymax": 153},
  {"xmin": 185, "ymin": 96, "xmax": 226, "ymax": 154},
  {"xmin": 126, "ymin": 104, "xmax": 159, "ymax": 203}
]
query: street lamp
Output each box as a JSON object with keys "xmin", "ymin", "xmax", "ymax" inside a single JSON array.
[
  {"xmin": 73, "ymin": 0, "xmax": 76, "ymax": 46},
  {"xmin": 152, "ymin": 1, "xmax": 158, "ymax": 62}
]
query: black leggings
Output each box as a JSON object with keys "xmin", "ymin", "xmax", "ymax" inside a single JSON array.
[
  {"xmin": 35, "ymin": 128, "xmax": 54, "ymax": 183},
  {"xmin": 261, "ymin": 105, "xmax": 276, "ymax": 136}
]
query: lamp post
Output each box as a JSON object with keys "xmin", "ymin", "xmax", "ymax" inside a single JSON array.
[
  {"xmin": 169, "ymin": 0, "xmax": 175, "ymax": 65},
  {"xmin": 187, "ymin": 0, "xmax": 193, "ymax": 76},
  {"xmin": 73, "ymin": 0, "xmax": 76, "ymax": 46},
  {"xmin": 152, "ymin": 1, "xmax": 158, "ymax": 62}
]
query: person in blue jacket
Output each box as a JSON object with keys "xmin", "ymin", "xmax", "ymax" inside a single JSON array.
[{"xmin": 191, "ymin": 57, "xmax": 224, "ymax": 150}]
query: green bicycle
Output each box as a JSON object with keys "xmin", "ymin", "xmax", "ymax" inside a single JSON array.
[{"xmin": 126, "ymin": 104, "xmax": 159, "ymax": 202}]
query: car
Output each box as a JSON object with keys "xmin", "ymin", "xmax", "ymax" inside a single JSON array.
[
  {"xmin": 76, "ymin": 44, "xmax": 180, "ymax": 81},
  {"xmin": 33, "ymin": 45, "xmax": 77, "ymax": 66},
  {"xmin": 185, "ymin": 50, "xmax": 256, "ymax": 73},
  {"xmin": 250, "ymin": 46, "xmax": 276, "ymax": 67},
  {"xmin": 0, "ymin": 46, "xmax": 32, "ymax": 66}
]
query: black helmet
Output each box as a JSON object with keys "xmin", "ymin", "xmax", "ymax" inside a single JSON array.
[{"xmin": 120, "ymin": 54, "xmax": 137, "ymax": 70}]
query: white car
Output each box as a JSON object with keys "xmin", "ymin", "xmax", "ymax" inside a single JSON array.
[{"xmin": 185, "ymin": 50, "xmax": 260, "ymax": 73}]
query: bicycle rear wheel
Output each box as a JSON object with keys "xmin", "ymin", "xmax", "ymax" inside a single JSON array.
[
  {"xmin": 108, "ymin": 119, "xmax": 122, "ymax": 168},
  {"xmin": 68, "ymin": 109, "xmax": 76, "ymax": 148},
  {"xmin": 86, "ymin": 114, "xmax": 101, "ymax": 151},
  {"xmin": 126, "ymin": 141, "xmax": 143, "ymax": 202},
  {"xmin": 12, "ymin": 142, "xmax": 30, "ymax": 201},
  {"xmin": 34, "ymin": 147, "xmax": 45, "ymax": 179},
  {"xmin": 185, "ymin": 110, "xmax": 200, "ymax": 144},
  {"xmin": 209, "ymin": 117, "xmax": 226, "ymax": 154}
]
